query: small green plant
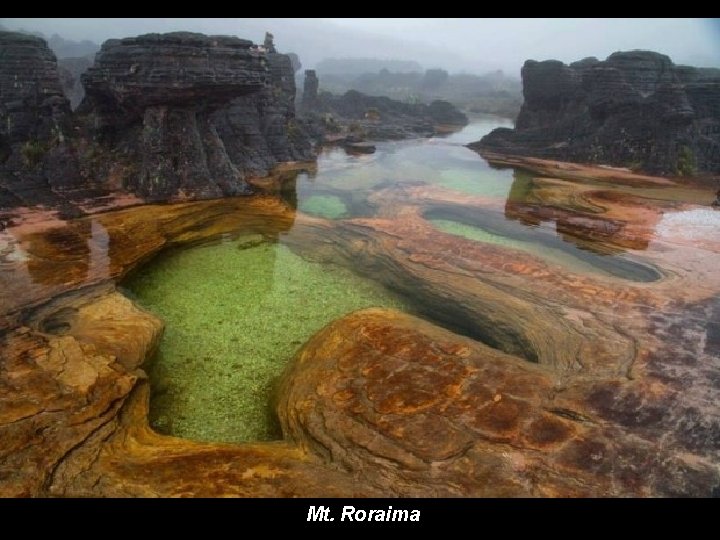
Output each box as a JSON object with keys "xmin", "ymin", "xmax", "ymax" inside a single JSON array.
[
  {"xmin": 287, "ymin": 120, "xmax": 301, "ymax": 138},
  {"xmin": 21, "ymin": 140, "xmax": 47, "ymax": 168},
  {"xmin": 676, "ymin": 145, "xmax": 696, "ymax": 177}
]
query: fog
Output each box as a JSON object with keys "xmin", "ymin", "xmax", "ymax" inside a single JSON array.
[{"xmin": 2, "ymin": 17, "xmax": 719, "ymax": 75}]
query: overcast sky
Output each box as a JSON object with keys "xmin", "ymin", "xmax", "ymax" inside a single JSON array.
[{"xmin": 2, "ymin": 18, "xmax": 719, "ymax": 75}]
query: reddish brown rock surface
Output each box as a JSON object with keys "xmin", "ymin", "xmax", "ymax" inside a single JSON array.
[
  {"xmin": 1, "ymin": 157, "xmax": 719, "ymax": 497},
  {"xmin": 279, "ymin": 308, "xmax": 719, "ymax": 496}
]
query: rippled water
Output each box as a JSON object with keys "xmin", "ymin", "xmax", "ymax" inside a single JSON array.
[{"xmin": 124, "ymin": 116, "xmax": 662, "ymax": 443}]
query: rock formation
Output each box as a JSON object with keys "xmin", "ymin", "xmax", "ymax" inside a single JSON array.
[
  {"xmin": 81, "ymin": 32, "xmax": 313, "ymax": 202},
  {"xmin": 263, "ymin": 32, "xmax": 276, "ymax": 54},
  {"xmin": 1, "ymin": 159, "xmax": 719, "ymax": 496},
  {"xmin": 0, "ymin": 31, "xmax": 314, "ymax": 210},
  {"xmin": 0, "ymin": 32, "xmax": 81, "ymax": 211},
  {"xmin": 313, "ymin": 89, "xmax": 467, "ymax": 133},
  {"xmin": 211, "ymin": 45, "xmax": 313, "ymax": 180},
  {"xmin": 299, "ymin": 71, "xmax": 468, "ymax": 143},
  {"xmin": 302, "ymin": 69, "xmax": 319, "ymax": 109},
  {"xmin": 473, "ymin": 51, "xmax": 720, "ymax": 175}
]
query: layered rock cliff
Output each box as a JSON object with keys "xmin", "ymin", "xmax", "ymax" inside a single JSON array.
[
  {"xmin": 82, "ymin": 32, "xmax": 314, "ymax": 201},
  {"xmin": 0, "ymin": 31, "xmax": 314, "ymax": 209},
  {"xmin": 210, "ymin": 47, "xmax": 313, "ymax": 180},
  {"xmin": 0, "ymin": 32, "xmax": 80, "ymax": 211},
  {"xmin": 473, "ymin": 51, "xmax": 720, "ymax": 175}
]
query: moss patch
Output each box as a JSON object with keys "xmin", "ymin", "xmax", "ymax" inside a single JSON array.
[
  {"xmin": 123, "ymin": 240, "xmax": 408, "ymax": 443},
  {"xmin": 21, "ymin": 140, "xmax": 48, "ymax": 168}
]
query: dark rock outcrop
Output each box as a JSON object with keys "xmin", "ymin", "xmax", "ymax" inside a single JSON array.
[
  {"xmin": 81, "ymin": 32, "xmax": 267, "ymax": 201},
  {"xmin": 300, "ymin": 70, "xmax": 468, "ymax": 143},
  {"xmin": 317, "ymin": 90, "xmax": 467, "ymax": 130},
  {"xmin": 0, "ymin": 32, "xmax": 81, "ymax": 209},
  {"xmin": 344, "ymin": 141, "xmax": 376, "ymax": 154},
  {"xmin": 302, "ymin": 69, "xmax": 319, "ymax": 109},
  {"xmin": 210, "ymin": 47, "xmax": 314, "ymax": 179},
  {"xmin": 0, "ymin": 31, "xmax": 315, "ymax": 209},
  {"xmin": 474, "ymin": 51, "xmax": 720, "ymax": 175}
]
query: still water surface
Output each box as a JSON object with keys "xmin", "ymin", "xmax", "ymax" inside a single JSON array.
[{"xmin": 124, "ymin": 116, "xmax": 658, "ymax": 443}]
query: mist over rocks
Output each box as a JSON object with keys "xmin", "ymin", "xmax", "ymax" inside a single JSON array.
[
  {"xmin": 299, "ymin": 71, "xmax": 468, "ymax": 144},
  {"xmin": 474, "ymin": 50, "xmax": 720, "ymax": 176}
]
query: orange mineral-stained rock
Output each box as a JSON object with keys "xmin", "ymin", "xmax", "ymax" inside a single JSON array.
[
  {"xmin": 1, "ymin": 153, "xmax": 719, "ymax": 497},
  {"xmin": 278, "ymin": 308, "xmax": 719, "ymax": 497}
]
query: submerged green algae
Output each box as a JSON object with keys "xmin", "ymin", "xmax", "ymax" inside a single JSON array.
[
  {"xmin": 123, "ymin": 240, "xmax": 408, "ymax": 444},
  {"xmin": 430, "ymin": 217, "xmax": 576, "ymax": 264},
  {"xmin": 428, "ymin": 218, "xmax": 658, "ymax": 281},
  {"xmin": 299, "ymin": 194, "xmax": 348, "ymax": 219},
  {"xmin": 435, "ymin": 168, "xmax": 521, "ymax": 198}
]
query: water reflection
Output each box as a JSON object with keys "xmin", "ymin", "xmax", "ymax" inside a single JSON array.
[
  {"xmin": 290, "ymin": 115, "xmax": 654, "ymax": 267},
  {"xmin": 503, "ymin": 171, "xmax": 658, "ymax": 254},
  {"xmin": 425, "ymin": 205, "xmax": 661, "ymax": 282},
  {"xmin": 25, "ymin": 221, "xmax": 91, "ymax": 286},
  {"xmin": 7, "ymin": 116, "xmax": 667, "ymax": 303}
]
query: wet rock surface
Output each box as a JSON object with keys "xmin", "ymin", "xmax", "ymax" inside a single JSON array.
[
  {"xmin": 0, "ymin": 158, "xmax": 718, "ymax": 497},
  {"xmin": 474, "ymin": 51, "xmax": 720, "ymax": 175},
  {"xmin": 279, "ymin": 308, "xmax": 719, "ymax": 496}
]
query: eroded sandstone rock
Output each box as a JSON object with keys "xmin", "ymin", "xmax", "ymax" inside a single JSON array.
[
  {"xmin": 0, "ymin": 161, "xmax": 718, "ymax": 497},
  {"xmin": 0, "ymin": 31, "xmax": 80, "ymax": 209},
  {"xmin": 299, "ymin": 70, "xmax": 468, "ymax": 142},
  {"xmin": 278, "ymin": 308, "xmax": 720, "ymax": 496},
  {"xmin": 0, "ymin": 31, "xmax": 315, "ymax": 209},
  {"xmin": 474, "ymin": 51, "xmax": 720, "ymax": 175}
]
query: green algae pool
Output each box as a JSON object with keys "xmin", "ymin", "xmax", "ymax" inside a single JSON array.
[
  {"xmin": 298, "ymin": 194, "xmax": 348, "ymax": 219},
  {"xmin": 428, "ymin": 218, "xmax": 661, "ymax": 282},
  {"xmin": 120, "ymin": 116, "xmax": 662, "ymax": 446},
  {"xmin": 123, "ymin": 239, "xmax": 409, "ymax": 443}
]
